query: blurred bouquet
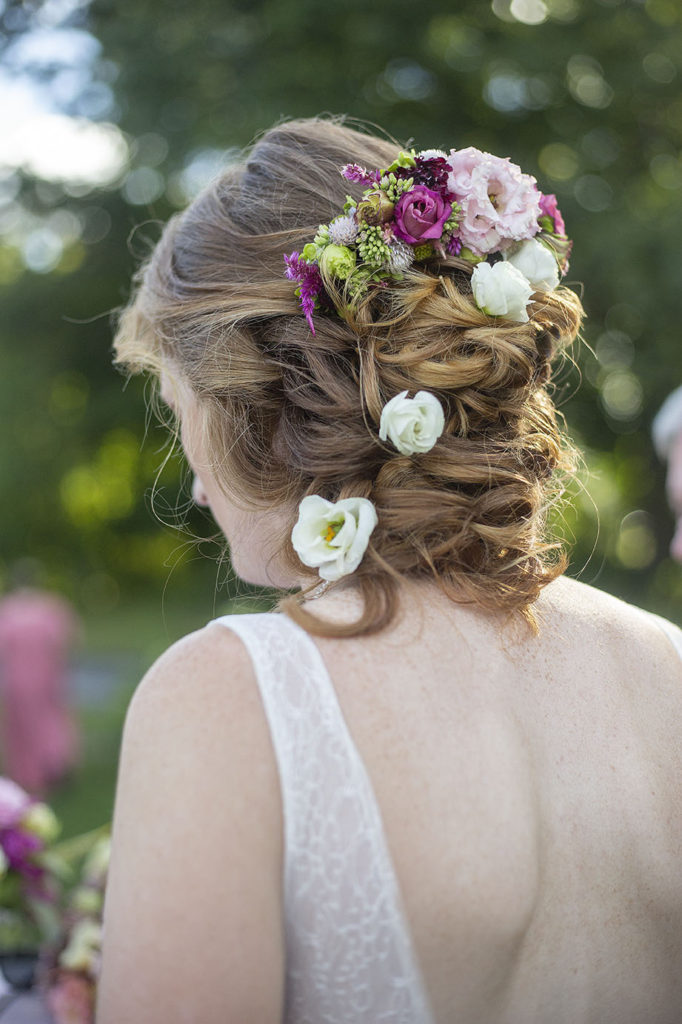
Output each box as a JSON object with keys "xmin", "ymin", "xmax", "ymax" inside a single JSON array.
[
  {"xmin": 0, "ymin": 776, "xmax": 63, "ymax": 962},
  {"xmin": 43, "ymin": 833, "xmax": 110, "ymax": 1024},
  {"xmin": 0, "ymin": 775, "xmax": 110, "ymax": 1021}
]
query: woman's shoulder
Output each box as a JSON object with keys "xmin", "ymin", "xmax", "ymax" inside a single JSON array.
[
  {"xmin": 99, "ymin": 618, "xmax": 285, "ymax": 1021},
  {"xmin": 119, "ymin": 617, "xmax": 282, "ymax": 858},
  {"xmin": 538, "ymin": 575, "xmax": 682, "ymax": 667},
  {"xmin": 128, "ymin": 617, "xmax": 265, "ymax": 717}
]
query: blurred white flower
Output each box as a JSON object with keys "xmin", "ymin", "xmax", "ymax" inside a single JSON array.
[
  {"xmin": 82, "ymin": 835, "xmax": 111, "ymax": 884},
  {"xmin": 0, "ymin": 777, "xmax": 31, "ymax": 829},
  {"xmin": 59, "ymin": 918, "xmax": 102, "ymax": 973}
]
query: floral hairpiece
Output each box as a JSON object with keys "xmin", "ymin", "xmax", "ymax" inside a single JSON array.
[{"xmin": 284, "ymin": 146, "xmax": 571, "ymax": 333}]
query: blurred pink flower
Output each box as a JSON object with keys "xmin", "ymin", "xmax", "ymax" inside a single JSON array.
[
  {"xmin": 0, "ymin": 777, "xmax": 31, "ymax": 829},
  {"xmin": 47, "ymin": 972, "xmax": 94, "ymax": 1024}
]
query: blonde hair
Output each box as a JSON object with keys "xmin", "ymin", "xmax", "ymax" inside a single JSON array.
[{"xmin": 114, "ymin": 116, "xmax": 584, "ymax": 637}]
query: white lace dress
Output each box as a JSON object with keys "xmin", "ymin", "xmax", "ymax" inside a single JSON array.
[
  {"xmin": 215, "ymin": 608, "xmax": 682, "ymax": 1024},
  {"xmin": 214, "ymin": 611, "xmax": 436, "ymax": 1024}
]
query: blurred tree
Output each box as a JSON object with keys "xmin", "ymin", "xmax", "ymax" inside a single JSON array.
[{"xmin": 1, "ymin": 0, "xmax": 681, "ymax": 619}]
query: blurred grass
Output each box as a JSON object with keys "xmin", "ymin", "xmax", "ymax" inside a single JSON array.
[{"xmin": 47, "ymin": 585, "xmax": 277, "ymax": 840}]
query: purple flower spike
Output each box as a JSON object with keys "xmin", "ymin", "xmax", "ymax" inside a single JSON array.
[
  {"xmin": 446, "ymin": 236, "xmax": 462, "ymax": 256},
  {"xmin": 341, "ymin": 163, "xmax": 380, "ymax": 186},
  {"xmin": 284, "ymin": 252, "xmax": 324, "ymax": 335}
]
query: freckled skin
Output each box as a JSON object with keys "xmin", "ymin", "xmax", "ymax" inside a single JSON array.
[{"xmin": 153, "ymin": 369, "xmax": 682, "ymax": 1024}]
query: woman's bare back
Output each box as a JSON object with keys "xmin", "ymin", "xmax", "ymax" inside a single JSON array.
[{"xmin": 311, "ymin": 576, "xmax": 682, "ymax": 1024}]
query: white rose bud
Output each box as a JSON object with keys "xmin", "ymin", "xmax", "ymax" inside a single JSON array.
[
  {"xmin": 471, "ymin": 260, "xmax": 534, "ymax": 323},
  {"xmin": 504, "ymin": 238, "xmax": 559, "ymax": 292},
  {"xmin": 379, "ymin": 390, "xmax": 445, "ymax": 455},
  {"xmin": 291, "ymin": 495, "xmax": 378, "ymax": 582}
]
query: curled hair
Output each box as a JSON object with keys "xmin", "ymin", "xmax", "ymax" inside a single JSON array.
[{"xmin": 114, "ymin": 116, "xmax": 584, "ymax": 637}]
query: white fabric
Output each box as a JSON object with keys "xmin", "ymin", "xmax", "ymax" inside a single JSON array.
[
  {"xmin": 214, "ymin": 612, "xmax": 435, "ymax": 1024},
  {"xmin": 644, "ymin": 608, "xmax": 682, "ymax": 659}
]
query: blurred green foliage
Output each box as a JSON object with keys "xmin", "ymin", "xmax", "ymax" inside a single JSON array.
[{"xmin": 1, "ymin": 0, "xmax": 682, "ymax": 623}]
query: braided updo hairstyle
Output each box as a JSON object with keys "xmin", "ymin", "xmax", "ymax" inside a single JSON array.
[{"xmin": 114, "ymin": 116, "xmax": 584, "ymax": 637}]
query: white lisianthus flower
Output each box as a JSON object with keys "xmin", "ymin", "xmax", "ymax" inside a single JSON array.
[
  {"xmin": 471, "ymin": 260, "xmax": 534, "ymax": 323},
  {"xmin": 379, "ymin": 390, "xmax": 445, "ymax": 455},
  {"xmin": 291, "ymin": 495, "xmax": 378, "ymax": 582},
  {"xmin": 504, "ymin": 238, "xmax": 559, "ymax": 292}
]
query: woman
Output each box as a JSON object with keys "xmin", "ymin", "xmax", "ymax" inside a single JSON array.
[{"xmin": 97, "ymin": 118, "xmax": 682, "ymax": 1023}]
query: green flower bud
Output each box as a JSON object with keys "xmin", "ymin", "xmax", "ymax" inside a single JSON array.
[
  {"xmin": 459, "ymin": 246, "xmax": 485, "ymax": 265},
  {"xmin": 21, "ymin": 802, "xmax": 60, "ymax": 843},
  {"xmin": 357, "ymin": 226, "xmax": 391, "ymax": 268},
  {"xmin": 384, "ymin": 150, "xmax": 416, "ymax": 173},
  {"xmin": 301, "ymin": 243, "xmax": 318, "ymax": 262},
  {"xmin": 313, "ymin": 224, "xmax": 330, "ymax": 248},
  {"xmin": 356, "ymin": 190, "xmax": 395, "ymax": 226},
  {"xmin": 319, "ymin": 244, "xmax": 357, "ymax": 280},
  {"xmin": 413, "ymin": 242, "xmax": 435, "ymax": 261}
]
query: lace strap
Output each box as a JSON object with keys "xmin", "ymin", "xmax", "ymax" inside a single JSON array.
[
  {"xmin": 644, "ymin": 609, "xmax": 682, "ymax": 661},
  {"xmin": 213, "ymin": 611, "xmax": 435, "ymax": 1024}
]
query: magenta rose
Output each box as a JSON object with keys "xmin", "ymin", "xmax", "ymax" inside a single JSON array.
[
  {"xmin": 539, "ymin": 193, "xmax": 566, "ymax": 236},
  {"xmin": 393, "ymin": 185, "xmax": 452, "ymax": 244}
]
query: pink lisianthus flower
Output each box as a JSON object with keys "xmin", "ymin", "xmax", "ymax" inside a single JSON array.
[
  {"xmin": 393, "ymin": 185, "xmax": 452, "ymax": 244},
  {"xmin": 0, "ymin": 777, "xmax": 31, "ymax": 829},
  {"xmin": 538, "ymin": 193, "xmax": 566, "ymax": 236},
  {"xmin": 447, "ymin": 147, "xmax": 541, "ymax": 256}
]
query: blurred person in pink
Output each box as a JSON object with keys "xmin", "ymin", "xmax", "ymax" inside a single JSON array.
[
  {"xmin": 652, "ymin": 385, "xmax": 682, "ymax": 564},
  {"xmin": 0, "ymin": 563, "xmax": 81, "ymax": 795}
]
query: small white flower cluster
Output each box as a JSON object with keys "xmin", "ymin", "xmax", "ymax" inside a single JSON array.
[
  {"xmin": 291, "ymin": 391, "xmax": 446, "ymax": 581},
  {"xmin": 471, "ymin": 238, "xmax": 560, "ymax": 324},
  {"xmin": 388, "ymin": 239, "xmax": 414, "ymax": 273}
]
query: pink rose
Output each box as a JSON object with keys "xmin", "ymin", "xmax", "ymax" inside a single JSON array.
[
  {"xmin": 538, "ymin": 193, "xmax": 566, "ymax": 236},
  {"xmin": 446, "ymin": 147, "xmax": 541, "ymax": 256},
  {"xmin": 393, "ymin": 185, "xmax": 452, "ymax": 244}
]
